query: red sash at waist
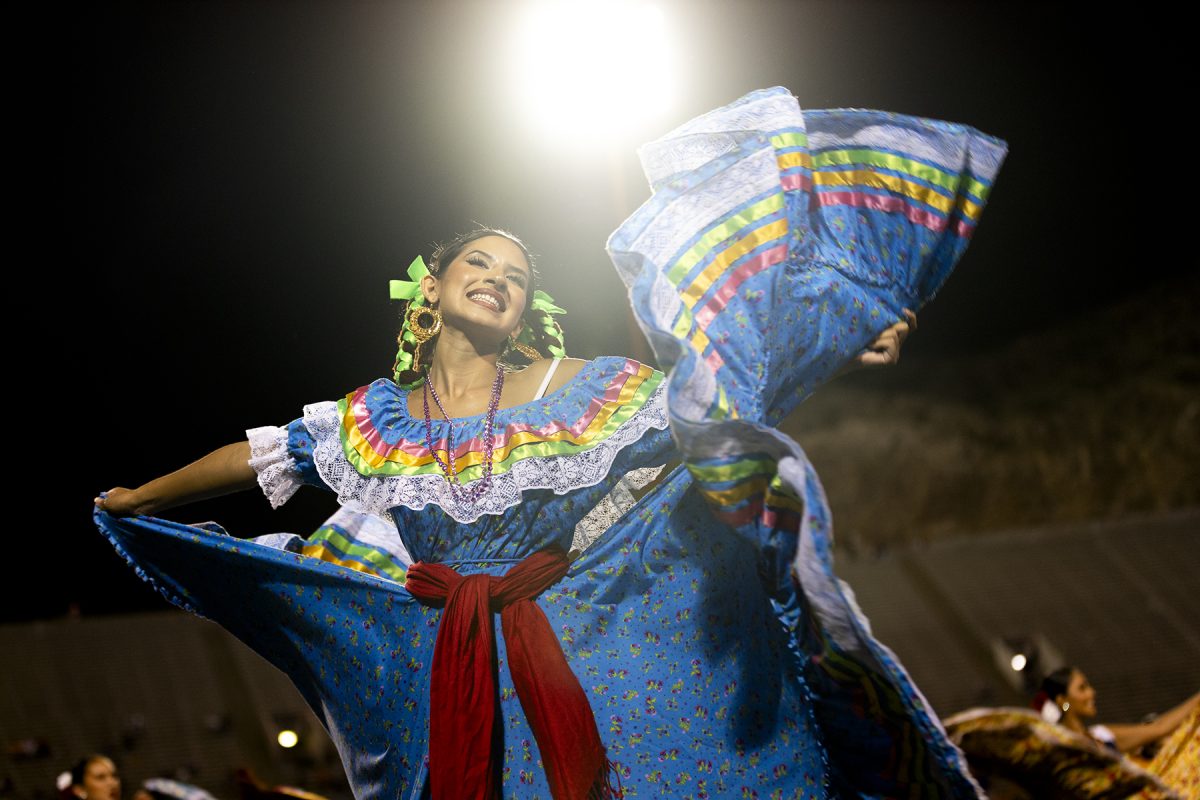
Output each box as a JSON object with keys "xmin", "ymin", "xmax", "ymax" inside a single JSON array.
[{"xmin": 405, "ymin": 547, "xmax": 615, "ymax": 799}]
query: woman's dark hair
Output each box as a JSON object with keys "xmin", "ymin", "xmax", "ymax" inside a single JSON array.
[
  {"xmin": 1040, "ymin": 666, "xmax": 1077, "ymax": 701},
  {"xmin": 64, "ymin": 754, "xmax": 113, "ymax": 795},
  {"xmin": 70, "ymin": 755, "xmax": 103, "ymax": 787},
  {"xmin": 393, "ymin": 227, "xmax": 566, "ymax": 386}
]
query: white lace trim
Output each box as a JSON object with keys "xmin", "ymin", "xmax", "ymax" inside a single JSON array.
[
  {"xmin": 246, "ymin": 425, "xmax": 304, "ymax": 509},
  {"xmin": 303, "ymin": 382, "xmax": 670, "ymax": 524},
  {"xmin": 570, "ymin": 465, "xmax": 665, "ymax": 553}
]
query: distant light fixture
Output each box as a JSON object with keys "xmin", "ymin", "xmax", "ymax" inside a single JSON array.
[
  {"xmin": 992, "ymin": 634, "xmax": 1066, "ymax": 692},
  {"xmin": 277, "ymin": 730, "xmax": 299, "ymax": 749},
  {"xmin": 508, "ymin": 1, "xmax": 677, "ymax": 146}
]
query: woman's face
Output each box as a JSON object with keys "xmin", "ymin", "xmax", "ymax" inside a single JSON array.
[
  {"xmin": 1061, "ymin": 670, "xmax": 1098, "ymax": 719},
  {"xmin": 423, "ymin": 234, "xmax": 531, "ymax": 341},
  {"xmin": 75, "ymin": 757, "xmax": 120, "ymax": 800}
]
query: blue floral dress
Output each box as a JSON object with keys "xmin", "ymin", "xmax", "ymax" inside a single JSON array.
[{"xmin": 96, "ymin": 87, "xmax": 1006, "ymax": 800}]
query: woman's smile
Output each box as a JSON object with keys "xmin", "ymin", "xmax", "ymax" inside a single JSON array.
[{"xmin": 466, "ymin": 287, "xmax": 506, "ymax": 312}]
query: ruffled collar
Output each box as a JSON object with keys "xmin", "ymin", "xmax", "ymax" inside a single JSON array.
[{"xmin": 299, "ymin": 357, "xmax": 669, "ymax": 523}]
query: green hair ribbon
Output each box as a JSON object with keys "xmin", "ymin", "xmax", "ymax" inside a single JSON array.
[
  {"xmin": 520, "ymin": 290, "xmax": 567, "ymax": 358},
  {"xmin": 389, "ymin": 255, "xmax": 430, "ymax": 304},
  {"xmin": 530, "ymin": 290, "xmax": 566, "ymax": 316},
  {"xmin": 390, "ymin": 256, "xmax": 431, "ymax": 386}
]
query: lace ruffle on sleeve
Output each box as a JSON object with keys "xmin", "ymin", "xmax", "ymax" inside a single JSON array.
[
  {"xmin": 246, "ymin": 418, "xmax": 331, "ymax": 508},
  {"xmin": 246, "ymin": 425, "xmax": 302, "ymax": 508}
]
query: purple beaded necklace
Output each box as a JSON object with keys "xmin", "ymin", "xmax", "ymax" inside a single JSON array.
[{"xmin": 422, "ymin": 361, "xmax": 505, "ymax": 503}]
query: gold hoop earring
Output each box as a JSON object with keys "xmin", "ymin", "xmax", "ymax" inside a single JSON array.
[
  {"xmin": 407, "ymin": 304, "xmax": 442, "ymax": 344},
  {"xmin": 406, "ymin": 304, "xmax": 442, "ymax": 374},
  {"xmin": 507, "ymin": 335, "xmax": 542, "ymax": 362},
  {"xmin": 1061, "ymin": 702, "xmax": 1070, "ymax": 712}
]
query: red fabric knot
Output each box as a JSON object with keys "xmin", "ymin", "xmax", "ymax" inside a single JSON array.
[{"xmin": 405, "ymin": 547, "xmax": 617, "ymax": 800}]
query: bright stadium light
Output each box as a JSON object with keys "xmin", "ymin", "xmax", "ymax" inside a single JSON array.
[
  {"xmin": 277, "ymin": 729, "xmax": 299, "ymax": 748},
  {"xmin": 507, "ymin": 0, "xmax": 676, "ymax": 146},
  {"xmin": 1010, "ymin": 653, "xmax": 1027, "ymax": 672}
]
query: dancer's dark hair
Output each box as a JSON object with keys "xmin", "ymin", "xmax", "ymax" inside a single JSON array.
[{"xmin": 1040, "ymin": 666, "xmax": 1077, "ymax": 701}]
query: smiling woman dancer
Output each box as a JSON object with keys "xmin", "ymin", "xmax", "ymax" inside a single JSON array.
[
  {"xmin": 95, "ymin": 87, "xmax": 1006, "ymax": 799},
  {"xmin": 1037, "ymin": 667, "xmax": 1199, "ymax": 755}
]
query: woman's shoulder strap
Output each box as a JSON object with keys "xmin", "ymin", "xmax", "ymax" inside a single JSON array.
[{"xmin": 531, "ymin": 357, "xmax": 563, "ymax": 401}]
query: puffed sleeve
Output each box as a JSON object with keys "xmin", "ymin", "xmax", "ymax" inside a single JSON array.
[{"xmin": 246, "ymin": 417, "xmax": 332, "ymax": 508}]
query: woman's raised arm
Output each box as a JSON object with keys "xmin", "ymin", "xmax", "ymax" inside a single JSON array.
[
  {"xmin": 95, "ymin": 441, "xmax": 259, "ymax": 517},
  {"xmin": 1106, "ymin": 690, "xmax": 1200, "ymax": 753}
]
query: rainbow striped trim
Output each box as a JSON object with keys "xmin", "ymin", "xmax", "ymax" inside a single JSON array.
[
  {"xmin": 337, "ymin": 360, "xmax": 664, "ymax": 482},
  {"xmin": 660, "ymin": 187, "xmax": 790, "ymax": 416},
  {"xmin": 685, "ymin": 456, "xmax": 803, "ymax": 530},
  {"xmin": 810, "ymin": 148, "xmax": 990, "ymax": 239},
  {"xmin": 649, "ymin": 114, "xmax": 998, "ymax": 426},
  {"xmin": 300, "ymin": 525, "xmax": 408, "ymax": 583},
  {"xmin": 804, "ymin": 110, "xmax": 1000, "ymax": 241}
]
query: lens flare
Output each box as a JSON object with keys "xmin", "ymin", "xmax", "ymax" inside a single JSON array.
[{"xmin": 507, "ymin": 1, "xmax": 676, "ymax": 146}]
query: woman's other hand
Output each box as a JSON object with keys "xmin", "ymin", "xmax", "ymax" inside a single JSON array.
[{"xmin": 851, "ymin": 309, "xmax": 917, "ymax": 369}]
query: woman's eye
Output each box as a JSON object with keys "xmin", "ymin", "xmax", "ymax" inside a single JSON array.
[{"xmin": 467, "ymin": 257, "xmax": 486, "ymax": 268}]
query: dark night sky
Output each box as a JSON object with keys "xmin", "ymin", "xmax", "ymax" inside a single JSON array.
[{"xmin": 25, "ymin": 2, "xmax": 1189, "ymax": 622}]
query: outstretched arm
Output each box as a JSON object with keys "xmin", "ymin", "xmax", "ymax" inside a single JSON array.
[
  {"xmin": 1107, "ymin": 690, "xmax": 1200, "ymax": 753},
  {"xmin": 95, "ymin": 441, "xmax": 259, "ymax": 517}
]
